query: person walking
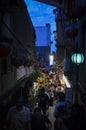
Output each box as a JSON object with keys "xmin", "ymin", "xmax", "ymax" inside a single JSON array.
[
  {"xmin": 54, "ymin": 92, "xmax": 69, "ymax": 130},
  {"xmin": 6, "ymin": 96, "xmax": 31, "ymax": 130},
  {"xmin": 31, "ymin": 107, "xmax": 52, "ymax": 130},
  {"xmin": 37, "ymin": 87, "xmax": 50, "ymax": 116}
]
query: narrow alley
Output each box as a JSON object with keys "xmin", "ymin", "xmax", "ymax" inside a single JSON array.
[{"xmin": 0, "ymin": 0, "xmax": 86, "ymax": 130}]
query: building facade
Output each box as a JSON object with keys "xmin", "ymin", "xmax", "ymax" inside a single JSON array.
[
  {"xmin": 0, "ymin": 0, "xmax": 36, "ymax": 102},
  {"xmin": 35, "ymin": 24, "xmax": 51, "ymax": 66}
]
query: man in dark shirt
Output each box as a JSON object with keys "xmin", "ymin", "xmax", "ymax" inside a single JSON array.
[
  {"xmin": 37, "ymin": 87, "xmax": 50, "ymax": 116},
  {"xmin": 31, "ymin": 107, "xmax": 52, "ymax": 130}
]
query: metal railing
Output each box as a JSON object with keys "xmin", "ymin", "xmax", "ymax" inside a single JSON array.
[
  {"xmin": 78, "ymin": 82, "xmax": 86, "ymax": 105},
  {"xmin": 78, "ymin": 82, "xmax": 86, "ymax": 94}
]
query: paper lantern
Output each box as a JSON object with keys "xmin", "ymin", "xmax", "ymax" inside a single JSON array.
[
  {"xmin": 12, "ymin": 56, "xmax": 24, "ymax": 67},
  {"xmin": 0, "ymin": 42, "xmax": 11, "ymax": 58},
  {"xmin": 69, "ymin": 5, "xmax": 86, "ymax": 20},
  {"xmin": 23, "ymin": 58, "xmax": 30, "ymax": 67},
  {"xmin": 65, "ymin": 26, "xmax": 78, "ymax": 38}
]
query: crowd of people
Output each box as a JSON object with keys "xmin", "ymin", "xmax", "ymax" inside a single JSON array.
[{"xmin": 4, "ymin": 86, "xmax": 86, "ymax": 130}]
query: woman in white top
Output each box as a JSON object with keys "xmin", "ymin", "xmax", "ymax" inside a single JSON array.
[{"xmin": 6, "ymin": 96, "xmax": 31, "ymax": 130}]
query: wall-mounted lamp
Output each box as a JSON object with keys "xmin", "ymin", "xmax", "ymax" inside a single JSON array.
[
  {"xmin": 71, "ymin": 53, "xmax": 84, "ymax": 65},
  {"xmin": 71, "ymin": 52, "xmax": 84, "ymax": 103}
]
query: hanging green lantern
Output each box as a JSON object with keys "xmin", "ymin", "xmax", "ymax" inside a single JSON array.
[{"xmin": 71, "ymin": 53, "xmax": 84, "ymax": 65}]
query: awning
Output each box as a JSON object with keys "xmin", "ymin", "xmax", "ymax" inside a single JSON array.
[{"xmin": 34, "ymin": 0, "xmax": 63, "ymax": 8}]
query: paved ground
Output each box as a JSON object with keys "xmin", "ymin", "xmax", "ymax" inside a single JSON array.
[
  {"xmin": 48, "ymin": 105, "xmax": 55, "ymax": 130},
  {"xmin": 34, "ymin": 103, "xmax": 55, "ymax": 130}
]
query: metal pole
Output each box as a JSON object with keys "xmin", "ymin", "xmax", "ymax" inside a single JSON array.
[{"xmin": 75, "ymin": 65, "xmax": 79, "ymax": 104}]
